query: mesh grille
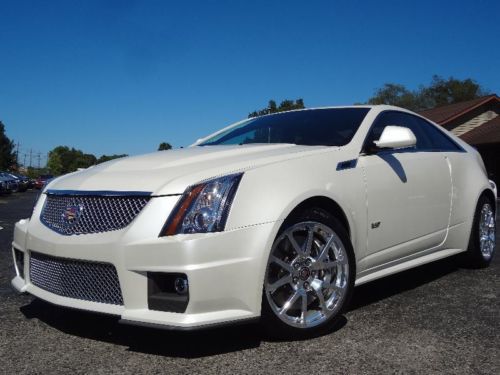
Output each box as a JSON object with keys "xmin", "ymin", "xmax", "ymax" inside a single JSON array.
[
  {"xmin": 29, "ymin": 252, "xmax": 124, "ymax": 305},
  {"xmin": 40, "ymin": 193, "xmax": 150, "ymax": 235}
]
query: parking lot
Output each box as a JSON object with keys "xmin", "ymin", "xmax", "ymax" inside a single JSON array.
[{"xmin": 0, "ymin": 191, "xmax": 498, "ymax": 374}]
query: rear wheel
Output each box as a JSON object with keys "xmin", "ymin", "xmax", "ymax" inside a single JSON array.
[
  {"xmin": 261, "ymin": 208, "xmax": 354, "ymax": 339},
  {"xmin": 464, "ymin": 195, "xmax": 496, "ymax": 268}
]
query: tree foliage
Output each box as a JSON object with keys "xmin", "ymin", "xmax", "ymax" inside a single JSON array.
[
  {"xmin": 26, "ymin": 166, "xmax": 50, "ymax": 179},
  {"xmin": 97, "ymin": 154, "xmax": 128, "ymax": 164},
  {"xmin": 47, "ymin": 146, "xmax": 128, "ymax": 175},
  {"xmin": 421, "ymin": 75, "xmax": 488, "ymax": 108},
  {"xmin": 158, "ymin": 142, "xmax": 172, "ymax": 151},
  {"xmin": 367, "ymin": 83, "xmax": 418, "ymax": 109},
  {"xmin": 248, "ymin": 99, "xmax": 305, "ymax": 118},
  {"xmin": 47, "ymin": 146, "xmax": 97, "ymax": 175},
  {"xmin": 367, "ymin": 75, "xmax": 488, "ymax": 111},
  {"xmin": 0, "ymin": 121, "xmax": 16, "ymax": 170}
]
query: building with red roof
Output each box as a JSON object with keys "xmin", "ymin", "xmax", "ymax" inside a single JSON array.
[{"xmin": 420, "ymin": 95, "xmax": 500, "ymax": 185}]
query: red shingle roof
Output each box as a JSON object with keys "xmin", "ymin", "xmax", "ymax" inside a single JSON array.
[
  {"xmin": 418, "ymin": 95, "xmax": 500, "ymax": 125},
  {"xmin": 460, "ymin": 116, "xmax": 500, "ymax": 145}
]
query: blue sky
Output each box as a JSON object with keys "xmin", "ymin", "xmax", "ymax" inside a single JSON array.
[{"xmin": 1, "ymin": 0, "xmax": 499, "ymax": 165}]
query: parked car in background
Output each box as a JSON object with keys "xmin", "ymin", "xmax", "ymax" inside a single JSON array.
[
  {"xmin": 35, "ymin": 174, "xmax": 54, "ymax": 190},
  {"xmin": 28, "ymin": 178, "xmax": 36, "ymax": 190},
  {"xmin": 0, "ymin": 172, "xmax": 19, "ymax": 193},
  {"xmin": 12, "ymin": 105, "xmax": 496, "ymax": 338},
  {"xmin": 5, "ymin": 172, "xmax": 29, "ymax": 192},
  {"xmin": 0, "ymin": 176, "xmax": 9, "ymax": 194}
]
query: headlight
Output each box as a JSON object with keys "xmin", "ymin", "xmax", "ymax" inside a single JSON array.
[{"xmin": 160, "ymin": 173, "xmax": 243, "ymax": 236}]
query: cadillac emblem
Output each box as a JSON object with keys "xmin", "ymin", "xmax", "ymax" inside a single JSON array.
[{"xmin": 61, "ymin": 204, "xmax": 83, "ymax": 226}]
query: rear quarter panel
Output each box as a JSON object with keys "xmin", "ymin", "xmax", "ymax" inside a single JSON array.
[{"xmin": 444, "ymin": 144, "xmax": 494, "ymax": 250}]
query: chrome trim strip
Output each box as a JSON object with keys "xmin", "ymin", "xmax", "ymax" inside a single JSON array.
[{"xmin": 45, "ymin": 189, "xmax": 152, "ymax": 197}]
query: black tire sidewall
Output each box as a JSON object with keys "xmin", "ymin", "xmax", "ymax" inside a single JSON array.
[{"xmin": 465, "ymin": 195, "xmax": 496, "ymax": 268}]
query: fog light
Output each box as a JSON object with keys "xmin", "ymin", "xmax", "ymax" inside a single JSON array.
[
  {"xmin": 13, "ymin": 249, "xmax": 24, "ymax": 279},
  {"xmin": 147, "ymin": 272, "xmax": 189, "ymax": 313},
  {"xmin": 174, "ymin": 277, "xmax": 188, "ymax": 295}
]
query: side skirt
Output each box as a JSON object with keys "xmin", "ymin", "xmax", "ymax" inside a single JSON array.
[{"xmin": 355, "ymin": 247, "xmax": 465, "ymax": 286}]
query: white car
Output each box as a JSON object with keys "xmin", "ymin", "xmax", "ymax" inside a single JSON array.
[{"xmin": 12, "ymin": 105, "xmax": 496, "ymax": 337}]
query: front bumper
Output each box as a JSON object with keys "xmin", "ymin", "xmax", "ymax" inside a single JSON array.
[{"xmin": 11, "ymin": 195, "xmax": 277, "ymax": 329}]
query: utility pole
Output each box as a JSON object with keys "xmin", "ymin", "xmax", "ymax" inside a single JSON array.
[
  {"xmin": 29, "ymin": 149, "xmax": 33, "ymax": 168},
  {"xmin": 16, "ymin": 141, "xmax": 20, "ymax": 166},
  {"xmin": 37, "ymin": 152, "xmax": 41, "ymax": 169},
  {"xmin": 23, "ymin": 153, "xmax": 27, "ymax": 168}
]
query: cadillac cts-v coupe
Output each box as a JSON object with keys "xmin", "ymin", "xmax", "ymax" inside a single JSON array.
[{"xmin": 12, "ymin": 106, "xmax": 496, "ymax": 337}]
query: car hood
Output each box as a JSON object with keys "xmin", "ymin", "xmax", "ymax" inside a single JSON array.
[{"xmin": 47, "ymin": 144, "xmax": 334, "ymax": 195}]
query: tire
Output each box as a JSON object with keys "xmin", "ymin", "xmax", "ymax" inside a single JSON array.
[
  {"xmin": 261, "ymin": 207, "xmax": 355, "ymax": 339},
  {"xmin": 463, "ymin": 195, "xmax": 496, "ymax": 268}
]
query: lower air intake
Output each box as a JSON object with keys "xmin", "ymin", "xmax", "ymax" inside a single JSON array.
[{"xmin": 29, "ymin": 252, "xmax": 123, "ymax": 306}]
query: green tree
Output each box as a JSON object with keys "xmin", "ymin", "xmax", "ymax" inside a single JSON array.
[
  {"xmin": 47, "ymin": 148, "xmax": 64, "ymax": 175},
  {"xmin": 47, "ymin": 146, "xmax": 98, "ymax": 175},
  {"xmin": 26, "ymin": 166, "xmax": 50, "ymax": 179},
  {"xmin": 97, "ymin": 154, "xmax": 128, "ymax": 164},
  {"xmin": 0, "ymin": 121, "xmax": 16, "ymax": 170},
  {"xmin": 158, "ymin": 142, "xmax": 172, "ymax": 151},
  {"xmin": 75, "ymin": 153, "xmax": 97, "ymax": 169},
  {"xmin": 367, "ymin": 76, "xmax": 489, "ymax": 111},
  {"xmin": 26, "ymin": 167, "xmax": 38, "ymax": 179},
  {"xmin": 367, "ymin": 83, "xmax": 421, "ymax": 109},
  {"xmin": 248, "ymin": 98, "xmax": 305, "ymax": 118},
  {"xmin": 420, "ymin": 75, "xmax": 488, "ymax": 107}
]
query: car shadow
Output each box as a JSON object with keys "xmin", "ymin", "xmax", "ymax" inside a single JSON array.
[
  {"xmin": 20, "ymin": 256, "xmax": 461, "ymax": 358},
  {"xmin": 377, "ymin": 152, "xmax": 408, "ymax": 183},
  {"xmin": 349, "ymin": 255, "xmax": 460, "ymax": 311},
  {"xmin": 20, "ymin": 299, "xmax": 263, "ymax": 358}
]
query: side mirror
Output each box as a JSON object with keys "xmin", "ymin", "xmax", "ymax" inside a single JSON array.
[{"xmin": 374, "ymin": 126, "xmax": 417, "ymax": 150}]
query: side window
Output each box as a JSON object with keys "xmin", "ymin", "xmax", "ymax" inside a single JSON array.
[
  {"xmin": 400, "ymin": 114, "xmax": 434, "ymax": 150},
  {"xmin": 364, "ymin": 113, "xmax": 392, "ymax": 150},
  {"xmin": 364, "ymin": 111, "xmax": 433, "ymax": 151},
  {"xmin": 413, "ymin": 117, "xmax": 462, "ymax": 151}
]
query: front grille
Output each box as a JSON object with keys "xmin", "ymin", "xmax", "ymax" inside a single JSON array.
[
  {"xmin": 29, "ymin": 252, "xmax": 123, "ymax": 305},
  {"xmin": 40, "ymin": 192, "xmax": 151, "ymax": 235}
]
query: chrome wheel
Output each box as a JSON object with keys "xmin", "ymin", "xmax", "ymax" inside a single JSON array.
[
  {"xmin": 265, "ymin": 221, "xmax": 349, "ymax": 329},
  {"xmin": 479, "ymin": 203, "xmax": 496, "ymax": 260}
]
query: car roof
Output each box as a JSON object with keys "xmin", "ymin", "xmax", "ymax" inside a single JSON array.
[{"xmin": 246, "ymin": 105, "xmax": 417, "ymax": 119}]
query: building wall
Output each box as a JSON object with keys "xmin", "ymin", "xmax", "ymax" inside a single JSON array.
[
  {"xmin": 444, "ymin": 101, "xmax": 500, "ymax": 187},
  {"xmin": 477, "ymin": 144, "xmax": 500, "ymax": 187}
]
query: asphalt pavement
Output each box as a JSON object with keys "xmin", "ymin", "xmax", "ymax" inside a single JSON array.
[{"xmin": 0, "ymin": 191, "xmax": 498, "ymax": 374}]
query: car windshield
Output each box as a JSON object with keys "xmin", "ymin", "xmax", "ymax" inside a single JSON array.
[{"xmin": 199, "ymin": 108, "xmax": 370, "ymax": 147}]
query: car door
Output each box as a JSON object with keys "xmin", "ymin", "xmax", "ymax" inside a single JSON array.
[{"xmin": 358, "ymin": 111, "xmax": 452, "ymax": 269}]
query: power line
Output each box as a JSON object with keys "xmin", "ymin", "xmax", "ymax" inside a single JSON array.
[{"xmin": 12, "ymin": 141, "xmax": 50, "ymax": 170}]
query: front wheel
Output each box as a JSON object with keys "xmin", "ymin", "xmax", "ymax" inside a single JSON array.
[{"xmin": 261, "ymin": 208, "xmax": 354, "ymax": 339}]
